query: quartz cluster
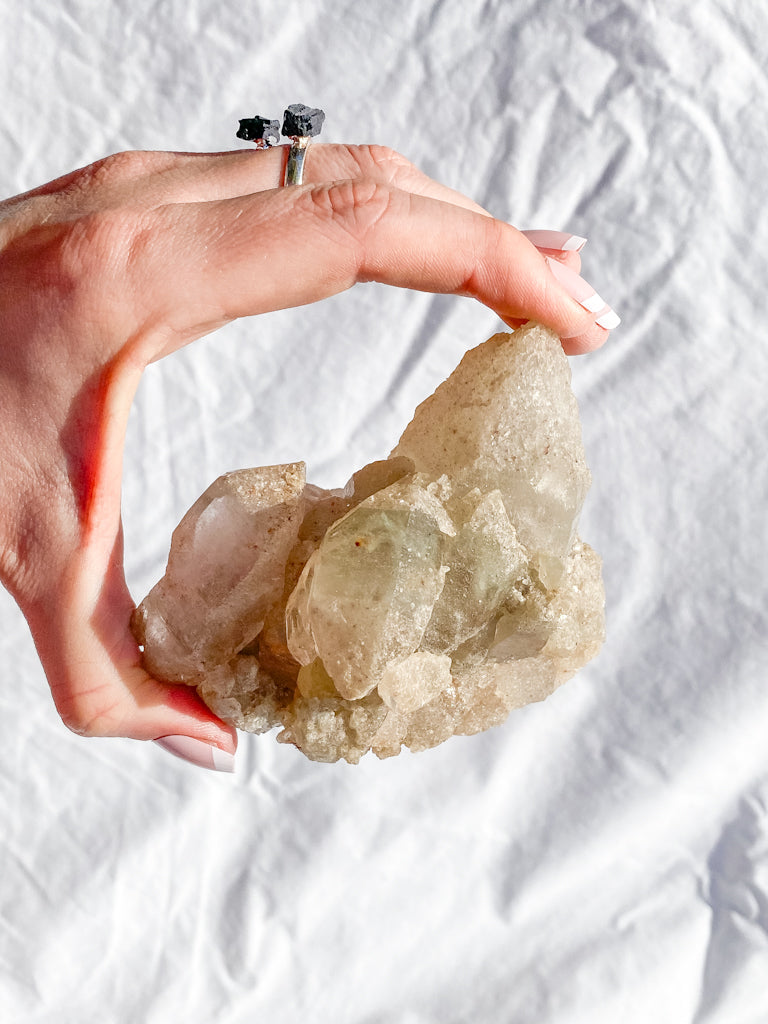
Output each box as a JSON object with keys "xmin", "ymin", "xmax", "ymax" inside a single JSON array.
[{"xmin": 132, "ymin": 324, "xmax": 605, "ymax": 762}]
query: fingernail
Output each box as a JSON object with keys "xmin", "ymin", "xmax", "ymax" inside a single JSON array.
[
  {"xmin": 543, "ymin": 255, "xmax": 612, "ymax": 315},
  {"xmin": 155, "ymin": 736, "xmax": 236, "ymax": 773},
  {"xmin": 595, "ymin": 308, "xmax": 621, "ymax": 330},
  {"xmin": 523, "ymin": 229, "xmax": 587, "ymax": 252}
]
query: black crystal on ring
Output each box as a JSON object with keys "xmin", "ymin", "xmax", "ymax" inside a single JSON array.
[
  {"xmin": 282, "ymin": 104, "xmax": 325, "ymax": 138},
  {"xmin": 236, "ymin": 116, "xmax": 281, "ymax": 146}
]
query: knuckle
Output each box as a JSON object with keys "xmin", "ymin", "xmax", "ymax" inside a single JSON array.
[
  {"xmin": 458, "ymin": 216, "xmax": 506, "ymax": 297},
  {"xmin": 72, "ymin": 149, "xmax": 161, "ymax": 193},
  {"xmin": 2, "ymin": 157, "xmax": 156, "ymax": 308},
  {"xmin": 63, "ymin": 209, "xmax": 137, "ymax": 271},
  {"xmin": 0, "ymin": 203, "xmax": 152, "ymax": 341},
  {"xmin": 304, "ymin": 179, "xmax": 394, "ymax": 238},
  {"xmin": 30, "ymin": 208, "xmax": 145, "ymax": 306},
  {"xmin": 361, "ymin": 143, "xmax": 413, "ymax": 173},
  {"xmin": 344, "ymin": 144, "xmax": 417, "ymax": 184}
]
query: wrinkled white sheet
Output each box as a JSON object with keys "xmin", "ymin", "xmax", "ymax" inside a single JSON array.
[{"xmin": 2, "ymin": 1, "xmax": 767, "ymax": 1021}]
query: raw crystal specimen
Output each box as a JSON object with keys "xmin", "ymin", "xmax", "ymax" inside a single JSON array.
[
  {"xmin": 132, "ymin": 324, "xmax": 605, "ymax": 762},
  {"xmin": 236, "ymin": 115, "xmax": 281, "ymax": 146},
  {"xmin": 281, "ymin": 103, "xmax": 325, "ymax": 137}
]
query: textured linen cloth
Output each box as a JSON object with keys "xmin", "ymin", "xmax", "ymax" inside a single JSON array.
[{"xmin": 1, "ymin": 2, "xmax": 767, "ymax": 1022}]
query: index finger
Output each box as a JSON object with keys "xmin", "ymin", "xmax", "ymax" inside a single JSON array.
[{"xmin": 133, "ymin": 180, "xmax": 612, "ymax": 357}]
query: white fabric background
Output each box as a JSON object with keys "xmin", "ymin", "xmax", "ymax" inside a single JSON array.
[{"xmin": 1, "ymin": 1, "xmax": 767, "ymax": 1022}]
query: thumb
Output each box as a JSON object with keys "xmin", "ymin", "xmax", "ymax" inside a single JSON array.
[
  {"xmin": 26, "ymin": 527, "xmax": 238, "ymax": 769},
  {"xmin": 12, "ymin": 342, "xmax": 239, "ymax": 770}
]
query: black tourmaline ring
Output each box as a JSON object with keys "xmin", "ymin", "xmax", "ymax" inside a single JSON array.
[
  {"xmin": 236, "ymin": 104, "xmax": 325, "ymax": 185},
  {"xmin": 281, "ymin": 104, "xmax": 325, "ymax": 185}
]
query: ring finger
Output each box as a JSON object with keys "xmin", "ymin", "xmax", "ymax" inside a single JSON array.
[{"xmin": 130, "ymin": 143, "xmax": 495, "ymax": 215}]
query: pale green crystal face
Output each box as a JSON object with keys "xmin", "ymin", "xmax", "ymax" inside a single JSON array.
[
  {"xmin": 286, "ymin": 501, "xmax": 447, "ymax": 699},
  {"xmin": 420, "ymin": 489, "xmax": 527, "ymax": 655},
  {"xmin": 132, "ymin": 324, "xmax": 605, "ymax": 762}
]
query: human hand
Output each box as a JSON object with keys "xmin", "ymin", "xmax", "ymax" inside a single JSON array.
[{"xmin": 0, "ymin": 143, "xmax": 618, "ymax": 770}]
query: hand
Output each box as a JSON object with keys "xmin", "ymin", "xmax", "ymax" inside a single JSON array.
[{"xmin": 0, "ymin": 144, "xmax": 618, "ymax": 770}]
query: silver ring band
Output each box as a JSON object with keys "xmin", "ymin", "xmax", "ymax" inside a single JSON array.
[{"xmin": 284, "ymin": 136, "xmax": 311, "ymax": 186}]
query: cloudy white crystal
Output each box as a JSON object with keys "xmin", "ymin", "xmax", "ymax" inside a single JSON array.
[
  {"xmin": 132, "ymin": 463, "xmax": 305, "ymax": 683},
  {"xmin": 393, "ymin": 327, "xmax": 591, "ymax": 586},
  {"xmin": 133, "ymin": 324, "xmax": 605, "ymax": 762}
]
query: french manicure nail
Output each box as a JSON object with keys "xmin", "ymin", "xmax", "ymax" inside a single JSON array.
[
  {"xmin": 155, "ymin": 735, "xmax": 236, "ymax": 773},
  {"xmin": 596, "ymin": 308, "xmax": 621, "ymax": 330},
  {"xmin": 523, "ymin": 229, "xmax": 587, "ymax": 252},
  {"xmin": 543, "ymin": 255, "xmax": 607, "ymax": 314}
]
